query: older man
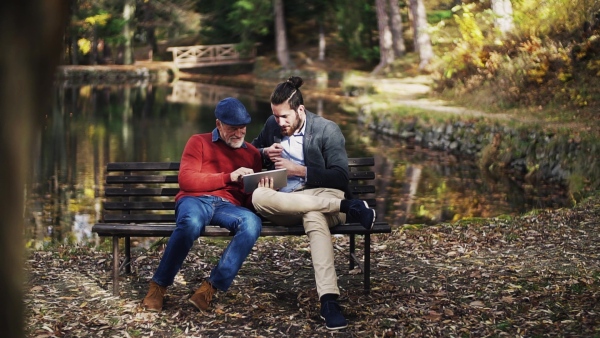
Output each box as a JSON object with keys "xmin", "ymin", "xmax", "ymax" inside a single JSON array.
[{"xmin": 142, "ymin": 97, "xmax": 263, "ymax": 312}]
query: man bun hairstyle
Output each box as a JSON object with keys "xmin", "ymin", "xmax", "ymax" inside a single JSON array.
[{"xmin": 270, "ymin": 76, "xmax": 304, "ymax": 111}]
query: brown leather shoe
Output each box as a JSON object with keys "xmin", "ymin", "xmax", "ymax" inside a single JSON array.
[
  {"xmin": 142, "ymin": 281, "xmax": 167, "ymax": 312},
  {"xmin": 189, "ymin": 280, "xmax": 216, "ymax": 311}
]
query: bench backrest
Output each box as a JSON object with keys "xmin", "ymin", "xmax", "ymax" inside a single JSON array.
[{"xmin": 101, "ymin": 157, "xmax": 376, "ymax": 224}]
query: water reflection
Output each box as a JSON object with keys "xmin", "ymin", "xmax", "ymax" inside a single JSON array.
[
  {"xmin": 362, "ymin": 138, "xmax": 569, "ymax": 227},
  {"xmin": 25, "ymin": 80, "xmax": 570, "ymax": 246}
]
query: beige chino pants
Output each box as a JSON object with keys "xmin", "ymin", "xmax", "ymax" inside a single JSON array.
[{"xmin": 252, "ymin": 187, "xmax": 346, "ymax": 297}]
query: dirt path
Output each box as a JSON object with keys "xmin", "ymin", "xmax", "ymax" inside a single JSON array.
[{"xmin": 340, "ymin": 73, "xmax": 600, "ymax": 134}]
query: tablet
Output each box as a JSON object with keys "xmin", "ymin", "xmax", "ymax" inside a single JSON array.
[{"xmin": 242, "ymin": 169, "xmax": 288, "ymax": 193}]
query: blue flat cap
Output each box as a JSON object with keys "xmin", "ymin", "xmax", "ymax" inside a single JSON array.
[{"xmin": 215, "ymin": 97, "xmax": 251, "ymax": 126}]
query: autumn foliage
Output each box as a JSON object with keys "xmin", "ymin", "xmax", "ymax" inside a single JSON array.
[{"xmin": 433, "ymin": 1, "xmax": 600, "ymax": 113}]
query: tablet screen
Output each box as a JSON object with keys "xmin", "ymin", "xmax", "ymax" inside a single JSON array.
[{"xmin": 242, "ymin": 169, "xmax": 288, "ymax": 193}]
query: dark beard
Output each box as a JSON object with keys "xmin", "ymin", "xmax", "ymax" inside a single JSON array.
[{"xmin": 281, "ymin": 111, "xmax": 303, "ymax": 136}]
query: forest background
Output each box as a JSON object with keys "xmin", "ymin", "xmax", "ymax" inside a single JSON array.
[{"xmin": 68, "ymin": 0, "xmax": 600, "ymax": 128}]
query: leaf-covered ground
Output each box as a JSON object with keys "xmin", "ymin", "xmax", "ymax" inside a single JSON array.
[{"xmin": 25, "ymin": 196, "xmax": 600, "ymax": 337}]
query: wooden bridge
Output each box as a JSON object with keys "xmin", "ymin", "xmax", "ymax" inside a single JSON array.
[
  {"xmin": 167, "ymin": 80, "xmax": 256, "ymax": 108},
  {"xmin": 166, "ymin": 43, "xmax": 257, "ymax": 69}
]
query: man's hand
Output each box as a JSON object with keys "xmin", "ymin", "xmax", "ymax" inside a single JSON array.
[
  {"xmin": 230, "ymin": 167, "xmax": 254, "ymax": 183},
  {"xmin": 263, "ymin": 143, "xmax": 284, "ymax": 160},
  {"xmin": 257, "ymin": 177, "xmax": 275, "ymax": 189},
  {"xmin": 273, "ymin": 157, "xmax": 307, "ymax": 177}
]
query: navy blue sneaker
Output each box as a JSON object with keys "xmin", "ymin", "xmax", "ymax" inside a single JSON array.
[
  {"xmin": 320, "ymin": 300, "xmax": 348, "ymax": 330},
  {"xmin": 347, "ymin": 200, "xmax": 376, "ymax": 230}
]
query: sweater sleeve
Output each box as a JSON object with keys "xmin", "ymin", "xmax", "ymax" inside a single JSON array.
[{"xmin": 178, "ymin": 136, "xmax": 232, "ymax": 193}]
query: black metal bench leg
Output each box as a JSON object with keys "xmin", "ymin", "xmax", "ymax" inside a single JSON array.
[
  {"xmin": 364, "ymin": 233, "xmax": 371, "ymax": 293},
  {"xmin": 112, "ymin": 236, "xmax": 119, "ymax": 296},
  {"xmin": 125, "ymin": 236, "xmax": 131, "ymax": 274}
]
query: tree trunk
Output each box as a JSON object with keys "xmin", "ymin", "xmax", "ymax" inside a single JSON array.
[
  {"xmin": 70, "ymin": 0, "xmax": 78, "ymax": 65},
  {"xmin": 388, "ymin": 0, "xmax": 406, "ymax": 57},
  {"xmin": 145, "ymin": 1, "xmax": 158, "ymax": 57},
  {"xmin": 71, "ymin": 34, "xmax": 79, "ymax": 65},
  {"xmin": 372, "ymin": 155, "xmax": 395, "ymax": 226},
  {"xmin": 491, "ymin": 0, "xmax": 515, "ymax": 35},
  {"xmin": 373, "ymin": 0, "xmax": 394, "ymax": 74},
  {"xmin": 318, "ymin": 22, "xmax": 326, "ymax": 61},
  {"xmin": 0, "ymin": 1, "xmax": 68, "ymax": 337},
  {"xmin": 91, "ymin": 24, "xmax": 98, "ymax": 65},
  {"xmin": 123, "ymin": 0, "xmax": 136, "ymax": 65},
  {"xmin": 409, "ymin": 0, "xmax": 434, "ymax": 70},
  {"xmin": 400, "ymin": 165, "xmax": 422, "ymax": 226},
  {"xmin": 273, "ymin": 0, "xmax": 292, "ymax": 69}
]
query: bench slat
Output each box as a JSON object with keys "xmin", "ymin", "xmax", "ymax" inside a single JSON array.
[
  {"xmin": 348, "ymin": 157, "xmax": 375, "ymax": 166},
  {"xmin": 104, "ymin": 214, "xmax": 175, "ymax": 222},
  {"xmin": 106, "ymin": 186, "xmax": 374, "ymax": 197},
  {"xmin": 363, "ymin": 198, "xmax": 376, "ymax": 207},
  {"xmin": 108, "ymin": 162, "xmax": 180, "ymax": 171},
  {"xmin": 106, "ymin": 158, "xmax": 373, "ymax": 172},
  {"xmin": 349, "ymin": 171, "xmax": 375, "ymax": 180},
  {"xmin": 103, "ymin": 203, "xmax": 375, "ymax": 223},
  {"xmin": 105, "ymin": 188, "xmax": 179, "ymax": 196},
  {"xmin": 104, "ymin": 201, "xmax": 377, "ymax": 212},
  {"xmin": 105, "ymin": 173, "xmax": 372, "ymax": 184},
  {"xmin": 92, "ymin": 222, "xmax": 392, "ymax": 237},
  {"xmin": 106, "ymin": 175, "xmax": 179, "ymax": 184},
  {"xmin": 104, "ymin": 202, "xmax": 176, "ymax": 210},
  {"xmin": 349, "ymin": 185, "xmax": 376, "ymax": 194}
]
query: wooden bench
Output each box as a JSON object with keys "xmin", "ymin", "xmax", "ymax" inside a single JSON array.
[{"xmin": 92, "ymin": 157, "xmax": 392, "ymax": 296}]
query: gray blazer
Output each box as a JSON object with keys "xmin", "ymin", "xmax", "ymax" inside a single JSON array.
[{"xmin": 251, "ymin": 110, "xmax": 350, "ymax": 196}]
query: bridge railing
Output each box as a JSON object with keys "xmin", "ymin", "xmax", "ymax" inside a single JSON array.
[
  {"xmin": 166, "ymin": 44, "xmax": 256, "ymax": 69},
  {"xmin": 167, "ymin": 81, "xmax": 257, "ymax": 109}
]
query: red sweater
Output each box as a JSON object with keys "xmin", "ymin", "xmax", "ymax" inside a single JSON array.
[{"xmin": 175, "ymin": 133, "xmax": 262, "ymax": 208}]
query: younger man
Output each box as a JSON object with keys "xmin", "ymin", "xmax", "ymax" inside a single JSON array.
[{"xmin": 252, "ymin": 76, "xmax": 376, "ymax": 330}]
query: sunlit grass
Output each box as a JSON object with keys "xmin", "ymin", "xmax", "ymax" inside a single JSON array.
[{"xmin": 401, "ymin": 224, "xmax": 426, "ymax": 230}]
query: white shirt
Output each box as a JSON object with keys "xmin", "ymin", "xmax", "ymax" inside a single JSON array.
[{"xmin": 279, "ymin": 121, "xmax": 306, "ymax": 192}]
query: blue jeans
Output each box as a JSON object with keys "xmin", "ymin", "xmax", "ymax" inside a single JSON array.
[{"xmin": 152, "ymin": 195, "xmax": 262, "ymax": 291}]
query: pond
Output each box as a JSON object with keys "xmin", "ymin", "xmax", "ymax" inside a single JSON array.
[{"xmin": 24, "ymin": 80, "xmax": 572, "ymax": 247}]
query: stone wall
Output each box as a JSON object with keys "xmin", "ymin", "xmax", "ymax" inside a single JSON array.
[{"xmin": 359, "ymin": 111, "xmax": 600, "ymax": 196}]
